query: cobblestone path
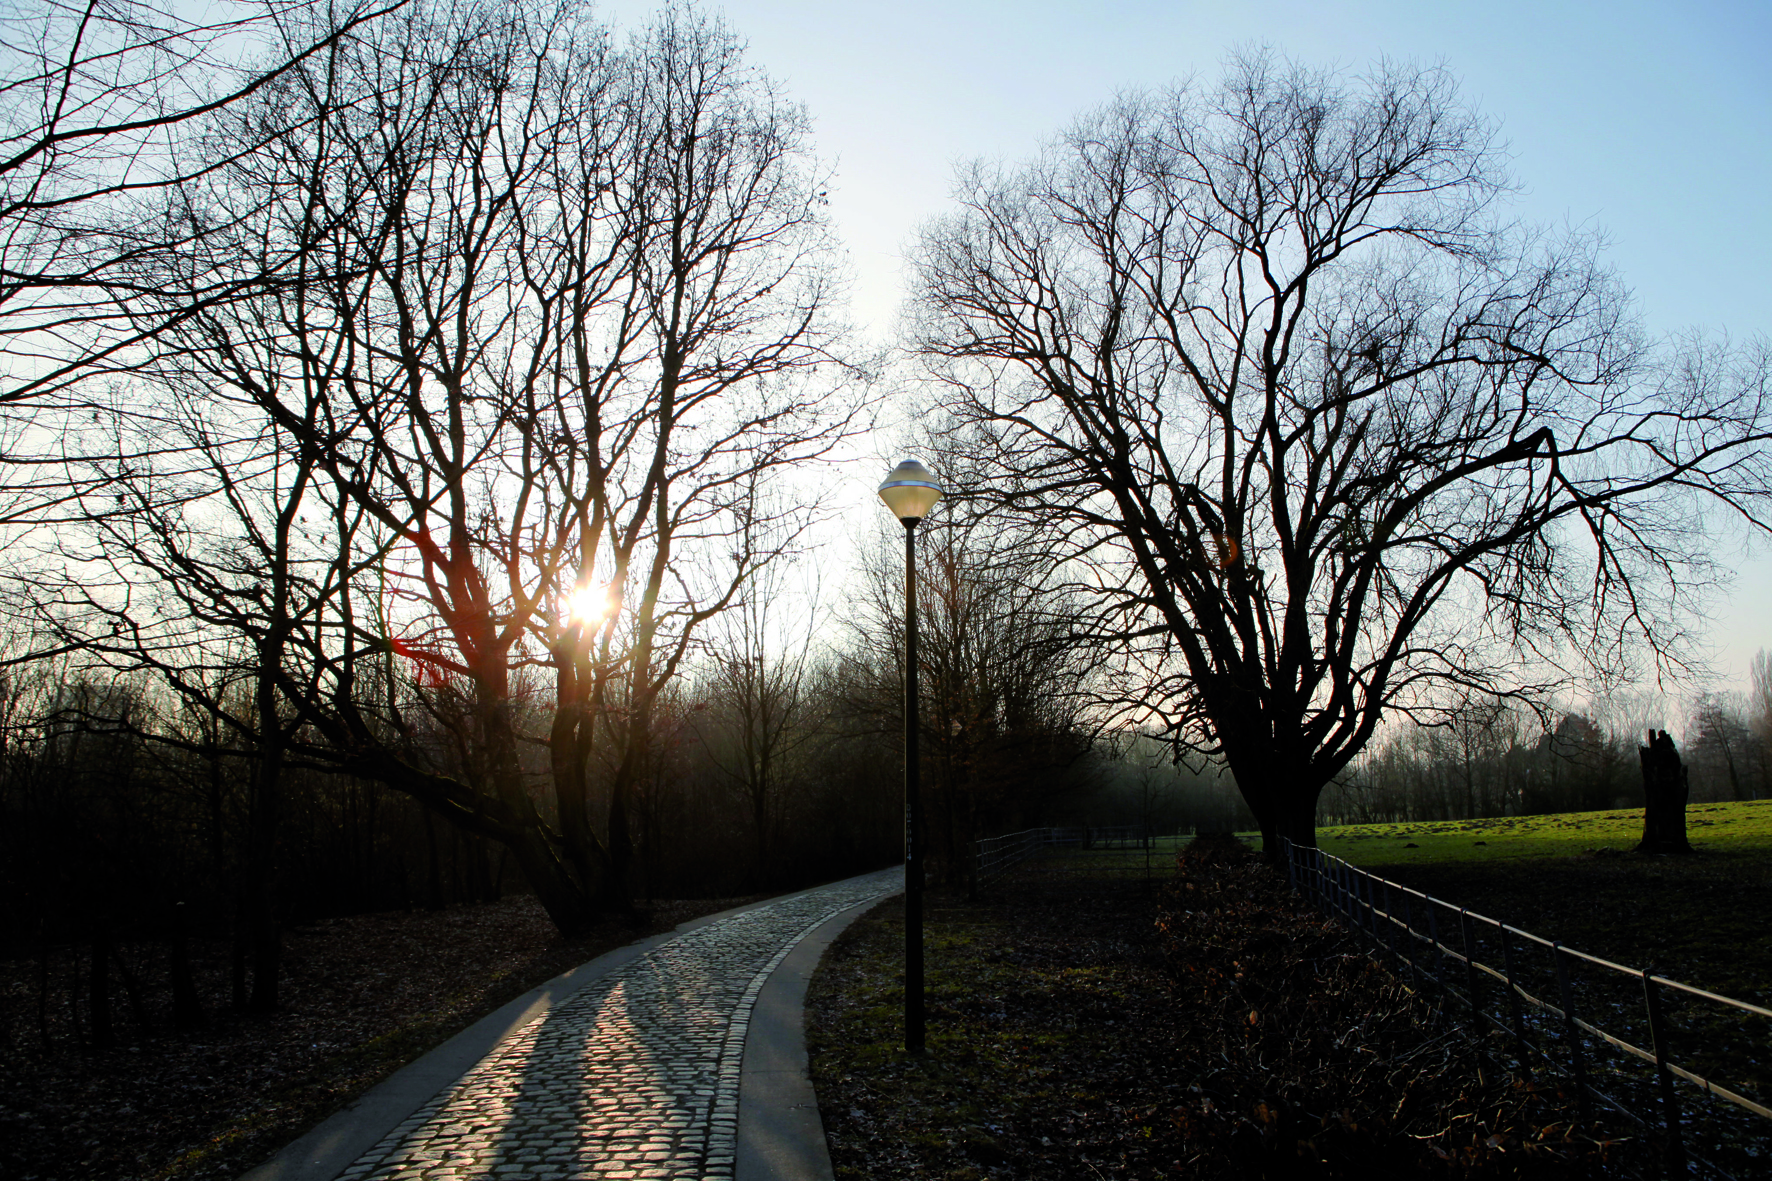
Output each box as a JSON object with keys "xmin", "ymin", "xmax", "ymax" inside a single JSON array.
[{"xmin": 336, "ymin": 871, "xmax": 898, "ymax": 1181}]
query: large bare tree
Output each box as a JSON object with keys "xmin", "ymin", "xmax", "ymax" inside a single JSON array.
[
  {"xmin": 909, "ymin": 53, "xmax": 1772, "ymax": 852},
  {"xmin": 53, "ymin": 0, "xmax": 858, "ymax": 937}
]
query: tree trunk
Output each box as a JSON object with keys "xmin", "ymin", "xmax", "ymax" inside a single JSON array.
[
  {"xmin": 230, "ymin": 933, "xmax": 246, "ymax": 1010},
  {"xmin": 1637, "ymin": 730, "xmax": 1693, "ymax": 854},
  {"xmin": 88, "ymin": 931, "xmax": 113, "ymax": 1049},
  {"xmin": 170, "ymin": 902, "xmax": 205, "ymax": 1029},
  {"xmin": 1240, "ymin": 761, "xmax": 1321, "ymax": 863},
  {"xmin": 423, "ymin": 809, "xmax": 443, "ymax": 910},
  {"xmin": 751, "ymin": 778, "xmax": 769, "ymax": 891},
  {"xmin": 243, "ymin": 732, "xmax": 282, "ymax": 1013},
  {"xmin": 503, "ymin": 825, "xmax": 607, "ymax": 937}
]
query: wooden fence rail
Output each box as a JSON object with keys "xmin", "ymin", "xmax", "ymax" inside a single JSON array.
[{"xmin": 973, "ymin": 825, "xmax": 1161, "ymax": 885}]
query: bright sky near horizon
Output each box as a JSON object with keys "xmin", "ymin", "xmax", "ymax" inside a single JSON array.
[{"xmin": 601, "ymin": 0, "xmax": 1772, "ymax": 703}]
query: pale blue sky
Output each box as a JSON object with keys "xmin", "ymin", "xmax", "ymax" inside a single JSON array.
[{"xmin": 601, "ymin": 0, "xmax": 1772, "ymax": 697}]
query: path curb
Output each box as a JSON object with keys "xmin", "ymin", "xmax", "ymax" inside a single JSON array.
[{"xmin": 735, "ymin": 890, "xmax": 896, "ymax": 1181}]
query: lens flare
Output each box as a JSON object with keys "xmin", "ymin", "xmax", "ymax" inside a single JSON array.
[{"xmin": 568, "ymin": 585, "xmax": 613, "ymax": 624}]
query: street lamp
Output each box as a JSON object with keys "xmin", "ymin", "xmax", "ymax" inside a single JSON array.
[{"xmin": 877, "ymin": 458, "xmax": 942, "ymax": 1053}]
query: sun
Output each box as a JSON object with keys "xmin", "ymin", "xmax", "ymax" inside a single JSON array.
[{"xmin": 568, "ymin": 585, "xmax": 614, "ymax": 625}]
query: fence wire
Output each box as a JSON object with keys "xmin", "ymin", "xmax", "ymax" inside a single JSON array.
[{"xmin": 1277, "ymin": 836, "xmax": 1771, "ymax": 1179}]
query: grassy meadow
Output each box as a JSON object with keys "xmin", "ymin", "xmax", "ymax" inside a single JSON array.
[{"xmin": 1304, "ymin": 798, "xmax": 1772, "ymax": 868}]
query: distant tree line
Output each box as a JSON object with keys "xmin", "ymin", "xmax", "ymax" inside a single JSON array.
[
  {"xmin": 1317, "ymin": 667, "xmax": 1772, "ymax": 824},
  {"xmin": 1084, "ymin": 655, "xmax": 1772, "ymax": 832},
  {"xmin": 0, "ymin": 496, "xmax": 1107, "ymax": 1038}
]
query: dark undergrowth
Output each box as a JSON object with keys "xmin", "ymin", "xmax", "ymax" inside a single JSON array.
[{"xmin": 807, "ymin": 837, "xmax": 1648, "ymax": 1179}]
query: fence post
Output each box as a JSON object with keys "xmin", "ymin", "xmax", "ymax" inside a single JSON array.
[
  {"xmin": 1371, "ymin": 875, "xmax": 1384, "ymax": 950},
  {"xmin": 1283, "ymin": 836, "xmax": 1296, "ymax": 892},
  {"xmin": 1459, "ymin": 909, "xmax": 1481, "ymax": 1019},
  {"xmin": 1368, "ymin": 874, "xmax": 1383, "ymax": 949},
  {"xmin": 1380, "ymin": 880, "xmax": 1398, "ymax": 970},
  {"xmin": 1356, "ymin": 867, "xmax": 1367, "ymax": 935},
  {"xmin": 1551, "ymin": 942, "xmax": 1589, "ymax": 1120},
  {"xmin": 1426, "ymin": 900, "xmax": 1446, "ymax": 1010},
  {"xmin": 1500, "ymin": 928, "xmax": 1530, "ymax": 1065},
  {"xmin": 1393, "ymin": 886, "xmax": 1415, "ymax": 987},
  {"xmin": 1641, "ymin": 968, "xmax": 1687, "ymax": 1172}
]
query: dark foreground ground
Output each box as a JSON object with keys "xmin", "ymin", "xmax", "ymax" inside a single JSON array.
[
  {"xmin": 1379, "ymin": 847, "xmax": 1772, "ymax": 1012},
  {"xmin": 807, "ymin": 839, "xmax": 1648, "ymax": 1180},
  {"xmin": 1377, "ymin": 847, "xmax": 1772, "ymax": 1178},
  {"xmin": 0, "ymin": 893, "xmax": 761, "ymax": 1181}
]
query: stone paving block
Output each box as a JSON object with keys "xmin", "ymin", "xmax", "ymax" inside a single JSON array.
[{"xmin": 339, "ymin": 874, "xmax": 894, "ymax": 1181}]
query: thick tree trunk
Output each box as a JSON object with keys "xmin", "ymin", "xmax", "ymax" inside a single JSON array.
[
  {"xmin": 751, "ymin": 773, "xmax": 770, "ymax": 890},
  {"xmin": 604, "ymin": 710, "xmax": 654, "ymax": 907},
  {"xmin": 503, "ymin": 824, "xmax": 608, "ymax": 937},
  {"xmin": 244, "ymin": 700, "xmax": 283, "ymax": 1013},
  {"xmin": 423, "ymin": 809, "xmax": 443, "ymax": 910},
  {"xmin": 1233, "ymin": 754, "xmax": 1321, "ymax": 864},
  {"xmin": 1637, "ymin": 730, "xmax": 1693, "ymax": 854}
]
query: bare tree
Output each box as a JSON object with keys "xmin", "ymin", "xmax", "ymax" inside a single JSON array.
[
  {"xmin": 37, "ymin": 282, "xmax": 378, "ymax": 1009},
  {"xmin": 844, "ymin": 507, "xmax": 1100, "ymax": 883},
  {"xmin": 909, "ymin": 52, "xmax": 1772, "ymax": 852},
  {"xmin": 692, "ymin": 559, "xmax": 824, "ymax": 887},
  {"xmin": 1753, "ymin": 650, "xmax": 1772, "ymax": 794},
  {"xmin": 1687, "ymin": 694, "xmax": 1763, "ymax": 802},
  {"xmin": 0, "ymin": 0, "xmax": 400, "ymax": 407},
  {"xmin": 65, "ymin": 0, "xmax": 858, "ymax": 936}
]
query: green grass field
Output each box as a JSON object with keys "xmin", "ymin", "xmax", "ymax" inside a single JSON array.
[{"xmin": 1301, "ymin": 798, "xmax": 1772, "ymax": 868}]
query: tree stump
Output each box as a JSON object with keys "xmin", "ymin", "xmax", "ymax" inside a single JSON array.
[{"xmin": 1636, "ymin": 730, "xmax": 1693, "ymax": 854}]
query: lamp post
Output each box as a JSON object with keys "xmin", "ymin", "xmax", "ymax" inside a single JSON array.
[{"xmin": 877, "ymin": 459, "xmax": 943, "ymax": 1054}]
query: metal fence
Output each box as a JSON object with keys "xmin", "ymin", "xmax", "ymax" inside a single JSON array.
[
  {"xmin": 1277, "ymin": 836, "xmax": 1772, "ymax": 1178},
  {"xmin": 974, "ymin": 825, "xmax": 1163, "ymax": 885}
]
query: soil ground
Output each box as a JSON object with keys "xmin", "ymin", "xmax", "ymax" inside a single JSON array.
[
  {"xmin": 806, "ymin": 839, "xmax": 1649, "ymax": 1179},
  {"xmin": 0, "ymin": 892, "xmax": 764, "ymax": 1181}
]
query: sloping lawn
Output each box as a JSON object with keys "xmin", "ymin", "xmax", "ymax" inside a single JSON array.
[{"xmin": 1299, "ymin": 800, "xmax": 1772, "ymax": 1005}]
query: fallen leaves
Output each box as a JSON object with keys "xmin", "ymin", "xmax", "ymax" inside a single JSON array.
[
  {"xmin": 808, "ymin": 837, "xmax": 1643, "ymax": 1178},
  {"xmin": 0, "ymin": 892, "xmax": 755, "ymax": 1181}
]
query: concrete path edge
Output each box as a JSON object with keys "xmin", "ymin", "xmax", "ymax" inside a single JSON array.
[
  {"xmin": 239, "ymin": 868, "xmax": 900, "ymax": 1181},
  {"xmin": 734, "ymin": 887, "xmax": 897, "ymax": 1181}
]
